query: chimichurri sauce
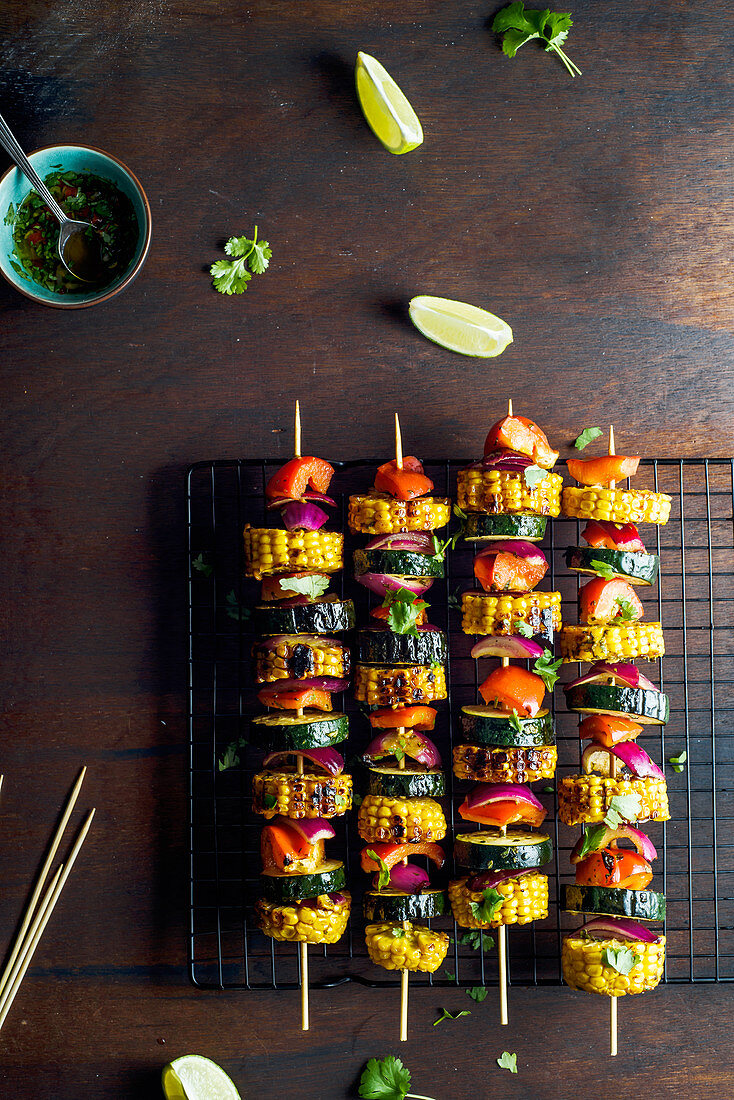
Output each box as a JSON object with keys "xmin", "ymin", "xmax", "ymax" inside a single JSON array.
[{"xmin": 5, "ymin": 168, "xmax": 138, "ymax": 294}]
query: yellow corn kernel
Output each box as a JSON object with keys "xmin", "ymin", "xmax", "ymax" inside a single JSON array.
[
  {"xmin": 358, "ymin": 795, "xmax": 447, "ymax": 843},
  {"xmin": 365, "ymin": 920, "xmax": 449, "ymax": 973},
  {"xmin": 562, "ymin": 933, "xmax": 665, "ymax": 996},
  {"xmin": 252, "ymin": 771, "xmax": 352, "ymax": 819},
  {"xmin": 558, "ymin": 774, "xmax": 669, "ymax": 826},
  {"xmin": 456, "ymin": 468, "xmax": 563, "ymax": 516},
  {"xmin": 461, "ymin": 590, "xmax": 562, "ymax": 636},
  {"xmin": 348, "ymin": 492, "xmax": 451, "ymax": 535},
  {"xmin": 449, "ymin": 872, "xmax": 548, "ymax": 929},
  {"xmin": 243, "ymin": 525, "xmax": 343, "ymax": 578},
  {"xmin": 256, "ymin": 892, "xmax": 351, "ymax": 944},
  {"xmin": 562, "ymin": 486, "xmax": 671, "ymax": 526},
  {"xmin": 353, "ymin": 664, "xmax": 447, "ymax": 708},
  {"xmin": 453, "ymin": 744, "xmax": 557, "ymax": 784},
  {"xmin": 252, "ymin": 638, "xmax": 350, "ymax": 683},
  {"xmin": 559, "ymin": 622, "xmax": 665, "ymax": 663}
]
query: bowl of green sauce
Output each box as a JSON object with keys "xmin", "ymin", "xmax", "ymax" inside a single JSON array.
[{"xmin": 0, "ymin": 144, "xmax": 151, "ymax": 308}]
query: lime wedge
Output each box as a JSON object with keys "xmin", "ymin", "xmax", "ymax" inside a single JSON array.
[
  {"xmin": 408, "ymin": 296, "xmax": 513, "ymax": 358},
  {"xmin": 162, "ymin": 1056, "xmax": 242, "ymax": 1100},
  {"xmin": 355, "ymin": 51, "xmax": 423, "ymax": 154}
]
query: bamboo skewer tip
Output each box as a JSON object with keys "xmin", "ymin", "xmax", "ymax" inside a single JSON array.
[
  {"xmin": 610, "ymin": 994, "xmax": 618, "ymax": 1056},
  {"xmin": 608, "ymin": 424, "xmax": 616, "ymax": 490},
  {"xmin": 507, "ymin": 398, "xmax": 513, "ymax": 416},
  {"xmin": 399, "ymin": 965, "xmax": 409, "ymax": 1041},
  {"xmin": 394, "ymin": 412, "xmax": 403, "ymax": 470},
  {"xmin": 498, "ymin": 924, "xmax": 509, "ymax": 1026},
  {"xmin": 294, "ymin": 400, "xmax": 302, "ymax": 458}
]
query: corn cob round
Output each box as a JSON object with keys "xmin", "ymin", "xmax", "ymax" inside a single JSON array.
[
  {"xmin": 256, "ymin": 892, "xmax": 351, "ymax": 944},
  {"xmin": 562, "ymin": 933, "xmax": 665, "ymax": 997},
  {"xmin": 562, "ymin": 486, "xmax": 671, "ymax": 526},
  {"xmin": 354, "ymin": 664, "xmax": 447, "ymax": 708},
  {"xmin": 453, "ymin": 744, "xmax": 557, "ymax": 784},
  {"xmin": 252, "ymin": 637, "xmax": 351, "ymax": 683},
  {"xmin": 243, "ymin": 525, "xmax": 343, "ymax": 578},
  {"xmin": 448, "ymin": 871, "xmax": 548, "ymax": 929},
  {"xmin": 457, "ymin": 468, "xmax": 563, "ymax": 516},
  {"xmin": 559, "ymin": 622, "xmax": 665, "ymax": 663},
  {"xmin": 252, "ymin": 771, "xmax": 353, "ymax": 819},
  {"xmin": 461, "ymin": 591, "xmax": 562, "ymax": 636},
  {"xmin": 358, "ymin": 795, "xmax": 447, "ymax": 843},
  {"xmin": 365, "ymin": 920, "xmax": 450, "ymax": 972},
  {"xmin": 558, "ymin": 774, "xmax": 669, "ymax": 826},
  {"xmin": 348, "ymin": 492, "xmax": 451, "ymax": 535}
]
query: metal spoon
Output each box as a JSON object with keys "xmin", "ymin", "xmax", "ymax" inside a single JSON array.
[{"xmin": 0, "ymin": 112, "xmax": 103, "ymax": 283}]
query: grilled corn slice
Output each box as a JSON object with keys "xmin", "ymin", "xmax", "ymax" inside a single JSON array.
[
  {"xmin": 358, "ymin": 795, "xmax": 447, "ymax": 843},
  {"xmin": 365, "ymin": 920, "xmax": 450, "ymax": 972},
  {"xmin": 348, "ymin": 492, "xmax": 451, "ymax": 535},
  {"xmin": 243, "ymin": 525, "xmax": 343, "ymax": 578},
  {"xmin": 252, "ymin": 637, "xmax": 350, "ymax": 683},
  {"xmin": 252, "ymin": 771, "xmax": 353, "ymax": 819},
  {"xmin": 354, "ymin": 664, "xmax": 447, "ymax": 708},
  {"xmin": 457, "ymin": 468, "xmax": 563, "ymax": 516},
  {"xmin": 562, "ymin": 933, "xmax": 665, "ymax": 996},
  {"xmin": 558, "ymin": 774, "xmax": 669, "ymax": 826},
  {"xmin": 461, "ymin": 590, "xmax": 562, "ymax": 636},
  {"xmin": 449, "ymin": 871, "xmax": 548, "ymax": 928},
  {"xmin": 453, "ymin": 744, "xmax": 557, "ymax": 784},
  {"xmin": 562, "ymin": 486, "xmax": 671, "ymax": 526},
  {"xmin": 559, "ymin": 622, "xmax": 665, "ymax": 663},
  {"xmin": 256, "ymin": 892, "xmax": 351, "ymax": 944}
]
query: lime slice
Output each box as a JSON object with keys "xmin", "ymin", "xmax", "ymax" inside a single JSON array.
[
  {"xmin": 162, "ymin": 1056, "xmax": 242, "ymax": 1100},
  {"xmin": 355, "ymin": 51, "xmax": 423, "ymax": 154},
  {"xmin": 408, "ymin": 295, "xmax": 513, "ymax": 358}
]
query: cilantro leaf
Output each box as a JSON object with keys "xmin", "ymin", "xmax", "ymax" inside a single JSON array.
[
  {"xmin": 544, "ymin": 10, "xmax": 573, "ymax": 50},
  {"xmin": 434, "ymin": 1007, "xmax": 471, "ymax": 1025},
  {"xmin": 604, "ymin": 792, "xmax": 642, "ymax": 827},
  {"xmin": 218, "ymin": 736, "xmax": 248, "ymax": 771},
  {"xmin": 509, "ymin": 709, "xmax": 523, "ymax": 734},
  {"xmin": 366, "ymin": 849, "xmax": 391, "ymax": 890},
  {"xmin": 466, "ymin": 985, "xmax": 489, "ymax": 1003},
  {"xmin": 444, "ymin": 969, "xmax": 455, "ymax": 980},
  {"xmin": 192, "ymin": 553, "xmax": 213, "ymax": 578},
  {"xmin": 211, "ymin": 256, "xmax": 251, "ymax": 295},
  {"xmin": 225, "ymin": 590, "xmax": 251, "ymax": 622},
  {"xmin": 574, "ymin": 822, "xmax": 608, "ymax": 860},
  {"xmin": 390, "ymin": 926, "xmax": 406, "ymax": 939},
  {"xmin": 602, "ymin": 946, "xmax": 642, "ymax": 975},
  {"xmin": 514, "ymin": 618, "xmax": 534, "ymax": 638},
  {"xmin": 211, "ymin": 227, "xmax": 272, "ymax": 294},
  {"xmin": 533, "ymin": 650, "xmax": 562, "ymax": 691},
  {"xmin": 616, "ymin": 596, "xmax": 640, "ymax": 621},
  {"xmin": 589, "ymin": 558, "xmax": 617, "ymax": 580},
  {"xmin": 497, "ymin": 1051, "xmax": 518, "ymax": 1074},
  {"xmin": 574, "ymin": 426, "xmax": 603, "ymax": 451},
  {"xmin": 459, "ymin": 930, "xmax": 495, "ymax": 952},
  {"xmin": 469, "ymin": 886, "xmax": 503, "ymax": 924},
  {"xmin": 523, "ymin": 464, "xmax": 548, "ymax": 489},
  {"xmin": 382, "ymin": 587, "xmax": 429, "ymax": 637},
  {"xmin": 358, "ymin": 1055, "xmax": 414, "ymax": 1100},
  {"xmin": 448, "ymin": 587, "xmax": 463, "ymax": 612},
  {"xmin": 542, "ymin": 784, "xmax": 555, "ymax": 793},
  {"xmin": 432, "ymin": 532, "xmax": 460, "ymax": 560},
  {"xmin": 279, "ymin": 574, "xmax": 330, "ymax": 599},
  {"xmin": 453, "ymin": 503, "xmax": 468, "ymax": 521},
  {"xmin": 669, "ymin": 749, "xmax": 687, "ymax": 773},
  {"xmin": 262, "ymin": 793, "xmax": 277, "ymax": 810},
  {"xmin": 492, "ymin": 2, "xmax": 581, "ymax": 77}
]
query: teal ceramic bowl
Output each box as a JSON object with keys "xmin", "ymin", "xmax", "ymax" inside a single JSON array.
[{"xmin": 0, "ymin": 144, "xmax": 151, "ymax": 308}]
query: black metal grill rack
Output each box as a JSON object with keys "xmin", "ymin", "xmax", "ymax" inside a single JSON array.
[{"xmin": 188, "ymin": 458, "xmax": 734, "ymax": 991}]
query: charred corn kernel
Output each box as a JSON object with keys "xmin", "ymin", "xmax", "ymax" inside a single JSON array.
[
  {"xmin": 243, "ymin": 525, "xmax": 343, "ymax": 578},
  {"xmin": 562, "ymin": 933, "xmax": 665, "ymax": 997},
  {"xmin": 365, "ymin": 920, "xmax": 450, "ymax": 973},
  {"xmin": 256, "ymin": 892, "xmax": 351, "ymax": 944},
  {"xmin": 457, "ymin": 468, "xmax": 563, "ymax": 516},
  {"xmin": 453, "ymin": 744, "xmax": 557, "ymax": 784},
  {"xmin": 461, "ymin": 590, "xmax": 562, "ymax": 636},
  {"xmin": 449, "ymin": 872, "xmax": 548, "ymax": 929},
  {"xmin": 562, "ymin": 486, "xmax": 671, "ymax": 526},
  {"xmin": 252, "ymin": 638, "xmax": 350, "ymax": 683},
  {"xmin": 348, "ymin": 492, "xmax": 451, "ymax": 534},
  {"xmin": 358, "ymin": 795, "xmax": 447, "ymax": 843},
  {"xmin": 252, "ymin": 771, "xmax": 353, "ymax": 819},
  {"xmin": 559, "ymin": 622, "xmax": 665, "ymax": 663},
  {"xmin": 558, "ymin": 774, "xmax": 669, "ymax": 826},
  {"xmin": 354, "ymin": 664, "xmax": 447, "ymax": 707}
]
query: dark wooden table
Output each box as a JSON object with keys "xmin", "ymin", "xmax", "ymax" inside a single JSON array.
[{"xmin": 0, "ymin": 2, "xmax": 732, "ymax": 1096}]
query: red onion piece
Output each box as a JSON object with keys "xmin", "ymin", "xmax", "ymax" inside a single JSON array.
[
  {"xmin": 470, "ymin": 635, "xmax": 545, "ymax": 660},
  {"xmin": 267, "ymin": 492, "xmax": 336, "ymax": 510},
  {"xmin": 474, "ymin": 540, "xmax": 548, "ymax": 565},
  {"xmin": 262, "ymin": 748, "xmax": 345, "ymax": 777},
  {"xmin": 363, "ymin": 731, "xmax": 442, "ymax": 769},
  {"xmin": 581, "ymin": 740, "xmax": 664, "ymax": 781},
  {"xmin": 366, "ymin": 532, "xmax": 434, "ymax": 553},
  {"xmin": 357, "ymin": 572, "xmax": 433, "ymax": 598},
  {"xmin": 570, "ymin": 824, "xmax": 657, "ymax": 864},
  {"xmin": 481, "ymin": 450, "xmax": 534, "ymax": 472},
  {"xmin": 574, "ymin": 916, "xmax": 661, "ymax": 943},
  {"xmin": 264, "ymin": 676, "xmax": 350, "ymax": 693},
  {"xmin": 286, "ymin": 817, "xmax": 337, "ymax": 843},
  {"xmin": 380, "ymin": 864, "xmax": 431, "ymax": 892},
  {"xmin": 565, "ymin": 661, "xmax": 657, "ymax": 692},
  {"xmin": 462, "ymin": 782, "xmax": 543, "ymax": 812},
  {"xmin": 467, "ymin": 867, "xmax": 539, "ymax": 891},
  {"xmin": 281, "ymin": 501, "xmax": 329, "ymax": 531}
]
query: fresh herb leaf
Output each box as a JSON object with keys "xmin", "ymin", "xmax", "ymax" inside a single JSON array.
[
  {"xmin": 218, "ymin": 736, "xmax": 248, "ymax": 771},
  {"xmin": 574, "ymin": 426, "xmax": 603, "ymax": 450},
  {"xmin": 523, "ymin": 464, "xmax": 548, "ymax": 489},
  {"xmin": 390, "ymin": 926, "xmax": 406, "ymax": 939},
  {"xmin": 444, "ymin": 969, "xmax": 455, "ymax": 980},
  {"xmin": 615, "ymin": 596, "xmax": 639, "ymax": 621},
  {"xmin": 353, "ymin": 791, "xmax": 364, "ymax": 807},
  {"xmin": 469, "ymin": 886, "xmax": 503, "ymax": 924},
  {"xmin": 211, "ymin": 227, "xmax": 272, "ymax": 294},
  {"xmin": 542, "ymin": 784, "xmax": 555, "ymax": 794},
  {"xmin": 669, "ymin": 749, "xmax": 687, "ymax": 773},
  {"xmin": 574, "ymin": 822, "xmax": 608, "ymax": 860},
  {"xmin": 358, "ymin": 1055, "xmax": 416, "ymax": 1100},
  {"xmin": 589, "ymin": 558, "xmax": 617, "ymax": 580},
  {"xmin": 466, "ymin": 985, "xmax": 489, "ymax": 1003},
  {"xmin": 453, "ymin": 503, "xmax": 468, "ymax": 521},
  {"xmin": 3, "ymin": 202, "xmax": 14, "ymax": 226},
  {"xmin": 225, "ymin": 590, "xmax": 251, "ymax": 622},
  {"xmin": 533, "ymin": 650, "xmax": 563, "ymax": 691},
  {"xmin": 434, "ymin": 1007, "xmax": 471, "ymax": 1025},
  {"xmin": 602, "ymin": 946, "xmax": 642, "ymax": 975},
  {"xmin": 382, "ymin": 587, "xmax": 429, "ymax": 638},
  {"xmin": 492, "ymin": 2, "xmax": 581, "ymax": 78},
  {"xmin": 279, "ymin": 574, "xmax": 330, "ymax": 599},
  {"xmin": 604, "ymin": 792, "xmax": 642, "ymax": 828},
  {"xmin": 514, "ymin": 618, "xmax": 534, "ymax": 638},
  {"xmin": 448, "ymin": 586, "xmax": 463, "ymax": 612},
  {"xmin": 366, "ymin": 849, "xmax": 391, "ymax": 890},
  {"xmin": 192, "ymin": 553, "xmax": 213, "ymax": 578},
  {"xmin": 262, "ymin": 793, "xmax": 277, "ymax": 810},
  {"xmin": 509, "ymin": 709, "xmax": 523, "ymax": 734},
  {"xmin": 210, "ymin": 256, "xmax": 251, "ymax": 295},
  {"xmin": 497, "ymin": 1051, "xmax": 518, "ymax": 1074},
  {"xmin": 459, "ymin": 930, "xmax": 495, "ymax": 952}
]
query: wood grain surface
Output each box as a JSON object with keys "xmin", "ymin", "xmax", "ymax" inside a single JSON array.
[{"xmin": 0, "ymin": 1, "xmax": 732, "ymax": 1097}]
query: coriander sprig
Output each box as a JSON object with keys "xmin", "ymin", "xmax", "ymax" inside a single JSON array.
[
  {"xmin": 210, "ymin": 226, "xmax": 272, "ymax": 294},
  {"xmin": 358, "ymin": 1055, "xmax": 436, "ymax": 1100},
  {"xmin": 492, "ymin": 2, "xmax": 581, "ymax": 78}
]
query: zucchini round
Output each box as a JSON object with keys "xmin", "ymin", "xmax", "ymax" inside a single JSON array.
[
  {"xmin": 353, "ymin": 548, "xmax": 444, "ymax": 579},
  {"xmin": 561, "ymin": 883, "xmax": 666, "ymax": 922},
  {"xmin": 459, "ymin": 705, "xmax": 555, "ymax": 747},
  {"xmin": 564, "ymin": 683, "xmax": 669, "ymax": 725},
  {"xmin": 454, "ymin": 829, "xmax": 552, "ymax": 872},
  {"xmin": 564, "ymin": 547, "xmax": 659, "ymax": 587},
  {"xmin": 250, "ymin": 711, "xmax": 349, "ymax": 749},
  {"xmin": 260, "ymin": 859, "xmax": 347, "ymax": 902},
  {"xmin": 357, "ymin": 627, "xmax": 447, "ymax": 666},
  {"xmin": 364, "ymin": 765, "xmax": 445, "ymax": 799},
  {"xmin": 462, "ymin": 513, "xmax": 547, "ymax": 543},
  {"xmin": 252, "ymin": 597, "xmax": 355, "ymax": 635},
  {"xmin": 363, "ymin": 889, "xmax": 447, "ymax": 922}
]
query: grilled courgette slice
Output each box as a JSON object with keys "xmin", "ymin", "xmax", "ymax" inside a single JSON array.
[
  {"xmin": 253, "ymin": 597, "xmax": 355, "ymax": 635},
  {"xmin": 462, "ymin": 513, "xmax": 547, "ymax": 543},
  {"xmin": 561, "ymin": 883, "xmax": 666, "ymax": 922},
  {"xmin": 364, "ymin": 765, "xmax": 445, "ymax": 799},
  {"xmin": 353, "ymin": 548, "xmax": 444, "ymax": 579},
  {"xmin": 454, "ymin": 829, "xmax": 552, "ymax": 872},
  {"xmin": 357, "ymin": 627, "xmax": 447, "ymax": 666},
  {"xmin": 564, "ymin": 547, "xmax": 659, "ymax": 587},
  {"xmin": 459, "ymin": 705, "xmax": 555, "ymax": 747},
  {"xmin": 564, "ymin": 683, "xmax": 669, "ymax": 725},
  {"xmin": 363, "ymin": 889, "xmax": 447, "ymax": 922},
  {"xmin": 250, "ymin": 711, "xmax": 349, "ymax": 749},
  {"xmin": 260, "ymin": 859, "xmax": 347, "ymax": 902}
]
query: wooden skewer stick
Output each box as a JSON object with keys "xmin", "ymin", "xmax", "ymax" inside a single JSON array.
[
  {"xmin": 0, "ymin": 774, "xmax": 4, "ymax": 801},
  {"xmin": 394, "ymin": 412, "xmax": 403, "ymax": 470},
  {"xmin": 294, "ymin": 400, "xmax": 302, "ymax": 458},
  {"xmin": 0, "ymin": 864, "xmax": 64, "ymax": 1018},
  {"xmin": 508, "ymin": 398, "xmax": 513, "ymax": 416},
  {"xmin": 608, "ymin": 424, "xmax": 616, "ymax": 491},
  {"xmin": 497, "ymin": 657, "xmax": 510, "ymax": 1024},
  {"xmin": 396, "ymin": 728, "xmax": 409, "ymax": 1041},
  {"xmin": 0, "ymin": 766, "xmax": 86, "ymax": 1001},
  {"xmin": 0, "ymin": 808, "xmax": 95, "ymax": 1034},
  {"xmin": 295, "ymin": 753, "xmax": 309, "ymax": 1031},
  {"xmin": 610, "ymin": 994, "xmax": 618, "ymax": 1056}
]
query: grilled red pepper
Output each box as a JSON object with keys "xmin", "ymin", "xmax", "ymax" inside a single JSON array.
[
  {"xmin": 374, "ymin": 456, "xmax": 434, "ymax": 501},
  {"xmin": 478, "ymin": 665, "xmax": 545, "ymax": 717},
  {"xmin": 265, "ymin": 456, "xmax": 334, "ymax": 501},
  {"xmin": 473, "ymin": 545, "xmax": 548, "ymax": 593},
  {"xmin": 582, "ymin": 520, "xmax": 646, "ymax": 552},
  {"xmin": 484, "ymin": 415, "xmax": 559, "ymax": 469},
  {"xmin": 567, "ymin": 455, "xmax": 640, "ymax": 486},
  {"xmin": 575, "ymin": 848, "xmax": 653, "ymax": 890},
  {"xmin": 579, "ymin": 577, "xmax": 644, "ymax": 623}
]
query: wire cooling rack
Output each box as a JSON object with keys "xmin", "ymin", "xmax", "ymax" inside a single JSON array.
[{"xmin": 188, "ymin": 458, "xmax": 734, "ymax": 990}]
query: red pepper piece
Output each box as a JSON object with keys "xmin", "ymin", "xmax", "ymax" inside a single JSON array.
[
  {"xmin": 478, "ymin": 665, "xmax": 545, "ymax": 717},
  {"xmin": 567, "ymin": 455, "xmax": 640, "ymax": 486},
  {"xmin": 578, "ymin": 714, "xmax": 643, "ymax": 748},
  {"xmin": 575, "ymin": 848, "xmax": 653, "ymax": 890},
  {"xmin": 582, "ymin": 520, "xmax": 646, "ymax": 552},
  {"xmin": 265, "ymin": 456, "xmax": 334, "ymax": 501},
  {"xmin": 360, "ymin": 841, "xmax": 445, "ymax": 873},
  {"xmin": 474, "ymin": 550, "xmax": 548, "ymax": 593},
  {"xmin": 484, "ymin": 415, "xmax": 559, "ymax": 468},
  {"xmin": 374, "ymin": 456, "xmax": 434, "ymax": 500},
  {"xmin": 368, "ymin": 705, "xmax": 437, "ymax": 731},
  {"xmin": 579, "ymin": 577, "xmax": 644, "ymax": 624},
  {"xmin": 457, "ymin": 797, "xmax": 547, "ymax": 829},
  {"xmin": 256, "ymin": 686, "xmax": 332, "ymax": 712}
]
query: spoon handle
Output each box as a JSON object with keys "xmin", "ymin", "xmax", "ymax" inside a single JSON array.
[{"xmin": 0, "ymin": 112, "xmax": 67, "ymax": 223}]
